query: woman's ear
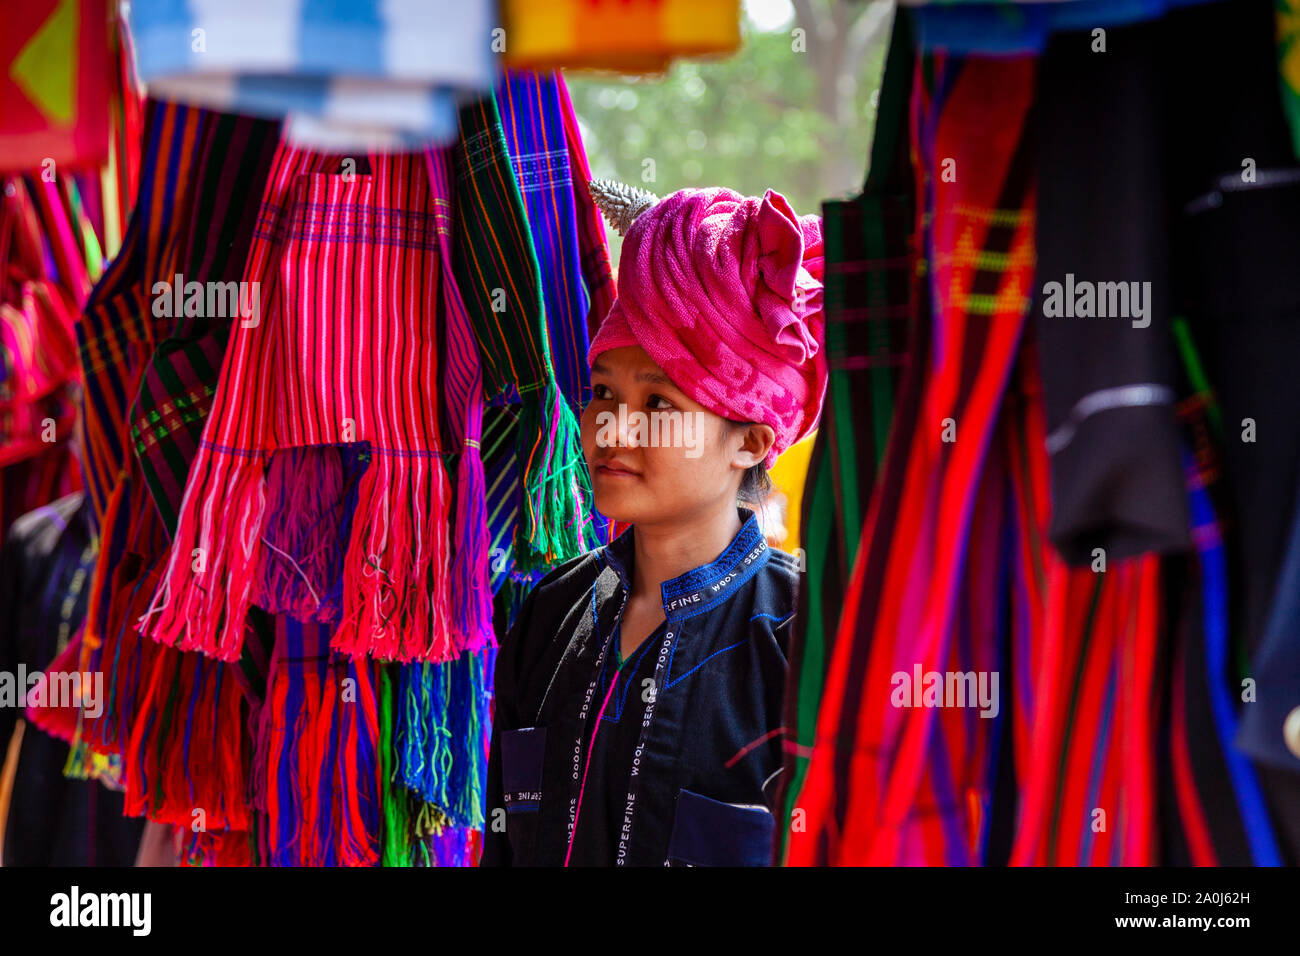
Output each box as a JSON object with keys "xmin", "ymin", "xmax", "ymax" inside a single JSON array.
[{"xmin": 732, "ymin": 423, "xmax": 776, "ymax": 470}]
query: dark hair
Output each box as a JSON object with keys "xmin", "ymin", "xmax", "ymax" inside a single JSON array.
[
  {"xmin": 727, "ymin": 419, "xmax": 773, "ymax": 504},
  {"xmin": 738, "ymin": 462, "xmax": 772, "ymax": 504}
]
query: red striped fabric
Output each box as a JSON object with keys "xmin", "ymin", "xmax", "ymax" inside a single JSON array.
[
  {"xmin": 1009, "ymin": 557, "xmax": 1161, "ymax": 866},
  {"xmin": 788, "ymin": 54, "xmax": 1038, "ymax": 865},
  {"xmin": 1005, "ymin": 346, "xmax": 1166, "ymax": 867},
  {"xmin": 425, "ymin": 146, "xmax": 495, "ymax": 653},
  {"xmin": 784, "ymin": 44, "xmax": 1177, "ymax": 867},
  {"xmin": 141, "ymin": 151, "xmax": 456, "ymax": 663}
]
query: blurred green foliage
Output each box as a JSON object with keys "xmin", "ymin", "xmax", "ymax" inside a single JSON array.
[{"xmin": 566, "ymin": 0, "xmax": 892, "ymax": 262}]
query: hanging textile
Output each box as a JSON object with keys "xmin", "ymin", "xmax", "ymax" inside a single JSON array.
[
  {"xmin": 557, "ymin": 78, "xmax": 617, "ymax": 350},
  {"xmin": 130, "ymin": 112, "xmax": 283, "ymax": 533},
  {"xmin": 126, "ymin": 0, "xmax": 495, "ymax": 150},
  {"xmin": 424, "ymin": 145, "xmax": 494, "ymax": 654},
  {"xmin": 141, "ymin": 150, "xmax": 459, "ymax": 664},
  {"xmin": 1032, "ymin": 13, "xmax": 1189, "ymax": 567},
  {"xmin": 491, "ymin": 68, "xmax": 614, "ymax": 585},
  {"xmin": 63, "ymin": 99, "xmax": 270, "ymax": 862},
  {"xmin": 0, "ymin": 0, "xmax": 110, "ymax": 172},
  {"xmin": 1156, "ymin": 0, "xmax": 1300, "ymax": 861},
  {"xmin": 501, "ymin": 0, "xmax": 741, "ymax": 73},
  {"xmin": 264, "ymin": 617, "xmax": 383, "ymax": 866},
  {"xmin": 789, "ymin": 48, "xmax": 1039, "ymax": 865},
  {"xmin": 74, "ymin": 98, "xmax": 207, "ymax": 752},
  {"xmin": 1165, "ymin": 325, "xmax": 1284, "ymax": 864},
  {"xmin": 498, "ymin": 70, "xmax": 595, "ymax": 413},
  {"xmin": 452, "ymin": 94, "xmax": 597, "ymax": 574},
  {"xmin": 396, "ymin": 652, "xmax": 491, "ymax": 831},
  {"xmin": 0, "ymin": 197, "xmax": 81, "ymax": 459},
  {"xmin": 0, "ymin": 175, "xmax": 86, "ymax": 534},
  {"xmin": 786, "ymin": 0, "xmax": 1300, "ymax": 867},
  {"xmin": 74, "ymin": 98, "xmax": 206, "ymax": 530},
  {"xmin": 67, "ymin": 82, "xmax": 197, "ymax": 782},
  {"xmin": 776, "ymin": 7, "xmax": 921, "ymax": 862}
]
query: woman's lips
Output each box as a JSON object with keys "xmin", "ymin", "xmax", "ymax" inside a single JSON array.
[{"xmin": 594, "ymin": 461, "xmax": 640, "ymax": 478}]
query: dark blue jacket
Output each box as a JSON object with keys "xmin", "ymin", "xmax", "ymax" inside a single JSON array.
[{"xmin": 481, "ymin": 509, "xmax": 796, "ymax": 866}]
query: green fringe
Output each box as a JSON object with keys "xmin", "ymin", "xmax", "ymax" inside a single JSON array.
[
  {"xmin": 61, "ymin": 726, "xmax": 123, "ymax": 786},
  {"xmin": 383, "ymin": 664, "xmax": 462, "ymax": 866},
  {"xmin": 380, "ymin": 666, "xmax": 413, "ymax": 867},
  {"xmin": 513, "ymin": 379, "xmax": 598, "ymax": 573}
]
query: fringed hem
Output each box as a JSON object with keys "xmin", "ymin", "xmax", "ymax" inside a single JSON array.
[
  {"xmin": 137, "ymin": 444, "xmax": 266, "ymax": 662},
  {"xmin": 122, "ymin": 645, "xmax": 251, "ymax": 833},
  {"xmin": 265, "ymin": 637, "xmax": 316, "ymax": 866},
  {"xmin": 321, "ymin": 660, "xmax": 383, "ymax": 867},
  {"xmin": 83, "ymin": 556, "xmax": 163, "ymax": 753},
  {"xmin": 142, "ymin": 440, "xmax": 459, "ymax": 663},
  {"xmin": 23, "ymin": 631, "xmax": 85, "ymax": 744},
  {"xmin": 253, "ymin": 444, "xmax": 368, "ymax": 622},
  {"xmin": 396, "ymin": 653, "xmax": 489, "ymax": 830},
  {"xmin": 179, "ymin": 829, "xmax": 256, "ymax": 867},
  {"xmin": 512, "ymin": 379, "xmax": 597, "ymax": 573},
  {"xmin": 330, "ymin": 452, "xmax": 454, "ymax": 663},
  {"xmin": 451, "ymin": 441, "xmax": 496, "ymax": 653}
]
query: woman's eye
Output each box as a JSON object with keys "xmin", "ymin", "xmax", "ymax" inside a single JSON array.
[
  {"xmin": 591, "ymin": 384, "xmax": 613, "ymax": 400},
  {"xmin": 647, "ymin": 394, "xmax": 674, "ymax": 411}
]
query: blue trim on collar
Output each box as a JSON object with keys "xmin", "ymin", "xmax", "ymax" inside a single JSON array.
[{"xmin": 598, "ymin": 509, "xmax": 770, "ymax": 621}]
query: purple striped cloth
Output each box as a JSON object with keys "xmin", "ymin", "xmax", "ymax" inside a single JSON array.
[
  {"xmin": 497, "ymin": 68, "xmax": 595, "ymax": 413},
  {"xmin": 492, "ymin": 70, "xmax": 612, "ymax": 572},
  {"xmin": 426, "ymin": 146, "xmax": 494, "ymax": 652}
]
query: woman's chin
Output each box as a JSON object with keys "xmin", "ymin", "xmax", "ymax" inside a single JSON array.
[{"xmin": 591, "ymin": 484, "xmax": 646, "ymax": 524}]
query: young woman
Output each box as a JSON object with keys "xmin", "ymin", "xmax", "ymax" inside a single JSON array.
[{"xmin": 481, "ymin": 183, "xmax": 825, "ymax": 866}]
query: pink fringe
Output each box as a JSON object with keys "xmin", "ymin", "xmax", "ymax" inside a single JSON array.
[
  {"xmin": 331, "ymin": 454, "xmax": 454, "ymax": 662},
  {"xmin": 251, "ymin": 446, "xmax": 353, "ymax": 622},
  {"xmin": 451, "ymin": 436, "xmax": 495, "ymax": 654},
  {"xmin": 142, "ymin": 441, "xmax": 458, "ymax": 663},
  {"xmin": 138, "ymin": 445, "xmax": 266, "ymax": 662}
]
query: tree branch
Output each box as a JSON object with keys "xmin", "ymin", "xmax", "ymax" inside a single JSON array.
[
  {"xmin": 845, "ymin": 0, "xmax": 894, "ymax": 72},
  {"xmin": 791, "ymin": 0, "xmax": 830, "ymax": 45}
]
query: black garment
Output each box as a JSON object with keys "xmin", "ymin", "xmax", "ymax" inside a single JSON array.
[
  {"xmin": 0, "ymin": 493, "xmax": 144, "ymax": 866},
  {"xmin": 1036, "ymin": 0, "xmax": 1300, "ymax": 863},
  {"xmin": 1166, "ymin": 0, "xmax": 1300, "ymax": 665},
  {"xmin": 482, "ymin": 509, "xmax": 794, "ymax": 866},
  {"xmin": 566, "ymin": 617, "xmax": 658, "ymax": 864},
  {"xmin": 1034, "ymin": 17, "xmax": 1190, "ymax": 566},
  {"xmin": 1162, "ymin": 0, "xmax": 1300, "ymax": 863}
]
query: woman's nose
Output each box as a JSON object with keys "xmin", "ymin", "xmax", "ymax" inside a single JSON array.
[{"xmin": 615, "ymin": 404, "xmax": 635, "ymax": 447}]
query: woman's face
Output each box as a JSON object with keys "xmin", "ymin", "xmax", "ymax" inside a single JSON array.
[{"xmin": 580, "ymin": 346, "xmax": 770, "ymax": 527}]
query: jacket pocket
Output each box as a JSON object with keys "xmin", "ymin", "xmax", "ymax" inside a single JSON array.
[
  {"xmin": 501, "ymin": 726, "xmax": 547, "ymax": 814},
  {"xmin": 666, "ymin": 788, "xmax": 775, "ymax": 866}
]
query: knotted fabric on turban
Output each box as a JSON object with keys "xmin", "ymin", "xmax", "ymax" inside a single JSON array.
[{"xmin": 588, "ymin": 186, "xmax": 826, "ymax": 468}]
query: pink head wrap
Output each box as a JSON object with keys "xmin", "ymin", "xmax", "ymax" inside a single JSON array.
[{"xmin": 588, "ymin": 186, "xmax": 826, "ymax": 469}]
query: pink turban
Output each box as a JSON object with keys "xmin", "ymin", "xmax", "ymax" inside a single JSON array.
[{"xmin": 588, "ymin": 186, "xmax": 826, "ymax": 469}]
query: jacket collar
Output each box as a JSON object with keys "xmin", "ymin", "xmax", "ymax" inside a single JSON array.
[{"xmin": 601, "ymin": 508, "xmax": 771, "ymax": 622}]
